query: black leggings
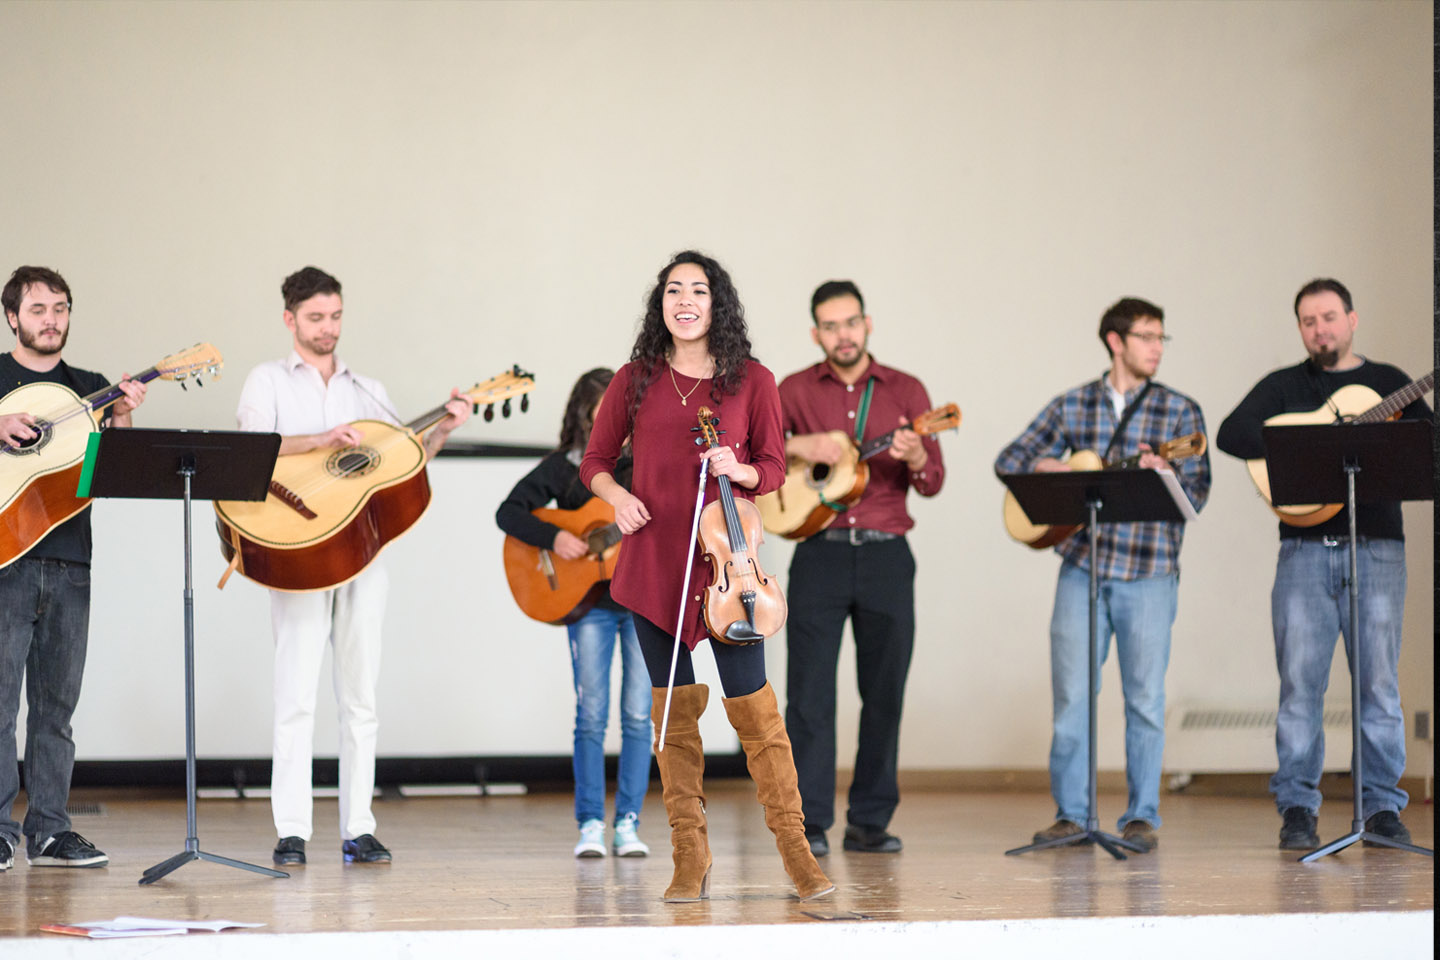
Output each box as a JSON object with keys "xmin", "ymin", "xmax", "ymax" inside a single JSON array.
[{"xmin": 631, "ymin": 613, "xmax": 767, "ymax": 699}]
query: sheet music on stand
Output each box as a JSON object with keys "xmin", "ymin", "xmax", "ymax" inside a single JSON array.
[{"xmin": 1155, "ymin": 468, "xmax": 1200, "ymax": 523}]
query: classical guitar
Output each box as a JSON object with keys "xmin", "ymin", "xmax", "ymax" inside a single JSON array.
[
  {"xmin": 502, "ymin": 497, "xmax": 622, "ymax": 625},
  {"xmin": 215, "ymin": 366, "xmax": 535, "ymax": 592},
  {"xmin": 1245, "ymin": 370, "xmax": 1435, "ymax": 526},
  {"xmin": 1002, "ymin": 432, "xmax": 1208, "ymax": 549},
  {"xmin": 756, "ymin": 403, "xmax": 961, "ymax": 540},
  {"xmin": 0, "ymin": 343, "xmax": 223, "ymax": 569}
]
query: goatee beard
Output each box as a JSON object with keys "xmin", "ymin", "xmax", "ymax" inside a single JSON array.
[
  {"xmin": 19, "ymin": 327, "xmax": 67, "ymax": 355},
  {"xmin": 1312, "ymin": 348, "xmax": 1339, "ymax": 369}
]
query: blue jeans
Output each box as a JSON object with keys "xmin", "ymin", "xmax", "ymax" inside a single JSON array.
[
  {"xmin": 568, "ymin": 607, "xmax": 651, "ymax": 826},
  {"xmin": 1270, "ymin": 537, "xmax": 1408, "ymax": 817},
  {"xmin": 0, "ymin": 558, "xmax": 91, "ymax": 852},
  {"xmin": 1049, "ymin": 562, "xmax": 1177, "ymax": 830}
]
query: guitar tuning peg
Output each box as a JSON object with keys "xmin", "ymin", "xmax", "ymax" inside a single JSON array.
[
  {"xmin": 196, "ymin": 378, "xmax": 204, "ymax": 388},
  {"xmin": 471, "ymin": 403, "xmax": 480, "ymax": 415},
  {"xmin": 484, "ymin": 404, "xmax": 495, "ymax": 423},
  {"xmin": 694, "ymin": 436, "xmax": 706, "ymax": 447},
  {"xmin": 520, "ymin": 395, "xmax": 528, "ymax": 413},
  {"xmin": 179, "ymin": 381, "xmax": 187, "ymax": 391},
  {"xmin": 502, "ymin": 398, "xmax": 512, "ymax": 418}
]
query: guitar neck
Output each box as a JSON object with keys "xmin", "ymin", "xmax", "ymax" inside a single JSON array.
[
  {"xmin": 405, "ymin": 403, "xmax": 453, "ymax": 436},
  {"xmin": 1353, "ymin": 370, "xmax": 1435, "ymax": 423},
  {"xmin": 858, "ymin": 428, "xmax": 900, "ymax": 461},
  {"xmin": 81, "ymin": 365, "xmax": 163, "ymax": 414}
]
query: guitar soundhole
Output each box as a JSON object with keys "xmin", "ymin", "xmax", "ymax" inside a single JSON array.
[
  {"xmin": 3, "ymin": 418, "xmax": 53, "ymax": 455},
  {"xmin": 808, "ymin": 463, "xmax": 832, "ymax": 487},
  {"xmin": 325, "ymin": 446, "xmax": 379, "ymax": 478}
]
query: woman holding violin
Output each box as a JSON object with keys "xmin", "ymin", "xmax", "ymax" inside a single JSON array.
[{"xmin": 581, "ymin": 250, "xmax": 833, "ymax": 902}]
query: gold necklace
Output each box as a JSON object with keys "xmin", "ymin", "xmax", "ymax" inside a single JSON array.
[{"xmin": 669, "ymin": 364, "xmax": 707, "ymax": 406}]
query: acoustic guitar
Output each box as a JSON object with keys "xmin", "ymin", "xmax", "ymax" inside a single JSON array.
[
  {"xmin": 215, "ymin": 366, "xmax": 535, "ymax": 592},
  {"xmin": 502, "ymin": 497, "xmax": 622, "ymax": 625},
  {"xmin": 0, "ymin": 343, "xmax": 223, "ymax": 569},
  {"xmin": 1002, "ymin": 432, "xmax": 1207, "ymax": 549},
  {"xmin": 756, "ymin": 403, "xmax": 961, "ymax": 540},
  {"xmin": 1245, "ymin": 370, "xmax": 1434, "ymax": 526}
]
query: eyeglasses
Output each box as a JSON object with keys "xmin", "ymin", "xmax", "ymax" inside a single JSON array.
[{"xmin": 1125, "ymin": 332, "xmax": 1171, "ymax": 345}]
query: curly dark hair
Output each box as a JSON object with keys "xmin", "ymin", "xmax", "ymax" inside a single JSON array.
[
  {"xmin": 625, "ymin": 250, "xmax": 754, "ymax": 430},
  {"xmin": 558, "ymin": 367, "xmax": 614, "ymax": 453}
]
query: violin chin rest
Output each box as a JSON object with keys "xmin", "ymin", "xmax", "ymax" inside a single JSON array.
[{"xmin": 723, "ymin": 621, "xmax": 765, "ymax": 645}]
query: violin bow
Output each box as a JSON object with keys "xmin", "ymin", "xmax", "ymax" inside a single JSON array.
[{"xmin": 657, "ymin": 450, "xmax": 712, "ymax": 751}]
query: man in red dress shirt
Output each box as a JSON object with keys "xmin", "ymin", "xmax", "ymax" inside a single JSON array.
[{"xmin": 778, "ymin": 280, "xmax": 945, "ymax": 856}]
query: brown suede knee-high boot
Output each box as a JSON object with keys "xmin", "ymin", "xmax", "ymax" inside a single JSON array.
[
  {"xmin": 651, "ymin": 684, "xmax": 712, "ymax": 902},
  {"xmin": 722, "ymin": 682, "xmax": 835, "ymax": 901}
]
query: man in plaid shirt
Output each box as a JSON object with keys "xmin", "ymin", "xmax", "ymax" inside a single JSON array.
[{"xmin": 994, "ymin": 297, "xmax": 1210, "ymax": 852}]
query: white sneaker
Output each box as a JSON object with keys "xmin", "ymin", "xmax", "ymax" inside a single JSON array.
[
  {"xmin": 574, "ymin": 819, "xmax": 607, "ymax": 858},
  {"xmin": 613, "ymin": 813, "xmax": 649, "ymax": 857}
]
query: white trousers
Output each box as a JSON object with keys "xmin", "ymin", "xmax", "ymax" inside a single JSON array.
[{"xmin": 269, "ymin": 561, "xmax": 388, "ymax": 841}]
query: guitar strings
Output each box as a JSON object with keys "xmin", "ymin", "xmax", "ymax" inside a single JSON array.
[
  {"xmin": 272, "ymin": 374, "xmax": 521, "ymax": 500},
  {"xmin": 276, "ymin": 378, "xmax": 524, "ymax": 502}
]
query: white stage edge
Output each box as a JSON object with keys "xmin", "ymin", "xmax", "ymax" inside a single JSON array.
[{"xmin": 8, "ymin": 911, "xmax": 1434, "ymax": 959}]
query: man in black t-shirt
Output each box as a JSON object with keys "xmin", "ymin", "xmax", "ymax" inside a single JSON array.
[
  {"xmin": 1217, "ymin": 278, "xmax": 1432, "ymax": 851},
  {"xmin": 0, "ymin": 266, "xmax": 146, "ymax": 872}
]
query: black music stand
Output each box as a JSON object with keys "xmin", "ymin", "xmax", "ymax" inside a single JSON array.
[
  {"xmin": 78, "ymin": 428, "xmax": 284, "ymax": 884},
  {"xmin": 999, "ymin": 468, "xmax": 1195, "ymax": 860},
  {"xmin": 1264, "ymin": 420, "xmax": 1434, "ymax": 862}
]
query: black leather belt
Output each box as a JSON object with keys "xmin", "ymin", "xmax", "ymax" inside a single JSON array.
[{"xmin": 817, "ymin": 527, "xmax": 898, "ymax": 545}]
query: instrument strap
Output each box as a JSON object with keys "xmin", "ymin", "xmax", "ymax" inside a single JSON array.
[
  {"xmin": 819, "ymin": 377, "xmax": 877, "ymax": 516},
  {"xmin": 1102, "ymin": 379, "xmax": 1152, "ymax": 461},
  {"xmin": 854, "ymin": 376, "xmax": 876, "ymax": 444}
]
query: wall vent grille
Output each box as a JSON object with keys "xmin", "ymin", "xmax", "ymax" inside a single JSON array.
[{"xmin": 1164, "ymin": 702, "xmax": 1352, "ymax": 776}]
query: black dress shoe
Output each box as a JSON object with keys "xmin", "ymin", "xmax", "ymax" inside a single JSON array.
[
  {"xmin": 343, "ymin": 834, "xmax": 392, "ymax": 863},
  {"xmin": 1278, "ymin": 806, "xmax": 1319, "ymax": 850},
  {"xmin": 273, "ymin": 836, "xmax": 306, "ymax": 865},
  {"xmin": 806, "ymin": 828, "xmax": 830, "ymax": 857},
  {"xmin": 842, "ymin": 825, "xmax": 902, "ymax": 853},
  {"xmin": 1363, "ymin": 810, "xmax": 1412, "ymax": 847}
]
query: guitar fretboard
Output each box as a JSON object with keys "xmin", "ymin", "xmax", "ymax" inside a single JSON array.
[{"xmin": 1354, "ymin": 370, "xmax": 1435, "ymax": 424}]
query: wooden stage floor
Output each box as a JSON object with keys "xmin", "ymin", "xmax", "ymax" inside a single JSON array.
[{"xmin": 0, "ymin": 782, "xmax": 1432, "ymax": 938}]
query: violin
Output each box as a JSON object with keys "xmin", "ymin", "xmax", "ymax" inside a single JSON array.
[{"xmin": 692, "ymin": 406, "xmax": 787, "ymax": 645}]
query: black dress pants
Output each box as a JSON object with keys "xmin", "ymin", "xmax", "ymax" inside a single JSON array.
[{"xmin": 784, "ymin": 535, "xmax": 916, "ymax": 832}]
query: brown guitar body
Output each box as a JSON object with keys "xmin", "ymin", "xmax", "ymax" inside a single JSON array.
[
  {"xmin": 215, "ymin": 421, "xmax": 432, "ymax": 592},
  {"xmin": 502, "ymin": 497, "xmax": 622, "ymax": 625},
  {"xmin": 217, "ymin": 468, "xmax": 430, "ymax": 592},
  {"xmin": 2, "ymin": 345, "xmax": 225, "ymax": 568},
  {"xmin": 0, "ymin": 464, "xmax": 91, "ymax": 568}
]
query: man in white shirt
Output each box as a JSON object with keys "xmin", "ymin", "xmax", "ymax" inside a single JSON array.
[{"xmin": 236, "ymin": 266, "xmax": 469, "ymax": 866}]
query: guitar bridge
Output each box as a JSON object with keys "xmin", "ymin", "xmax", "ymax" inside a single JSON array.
[{"xmin": 269, "ymin": 480, "xmax": 317, "ymax": 519}]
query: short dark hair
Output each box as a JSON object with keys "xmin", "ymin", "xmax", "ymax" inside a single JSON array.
[
  {"xmin": 810, "ymin": 280, "xmax": 864, "ymax": 323},
  {"xmin": 1293, "ymin": 278, "xmax": 1353, "ymax": 317},
  {"xmin": 281, "ymin": 266, "xmax": 342, "ymax": 312},
  {"xmin": 1098, "ymin": 297, "xmax": 1164, "ymax": 357},
  {"xmin": 3, "ymin": 266, "xmax": 72, "ymax": 324}
]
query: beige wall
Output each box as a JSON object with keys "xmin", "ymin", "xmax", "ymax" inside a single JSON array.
[{"xmin": 1, "ymin": 1, "xmax": 1431, "ymax": 773}]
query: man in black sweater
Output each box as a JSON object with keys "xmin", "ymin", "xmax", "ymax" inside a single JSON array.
[{"xmin": 1216, "ymin": 278, "xmax": 1431, "ymax": 851}]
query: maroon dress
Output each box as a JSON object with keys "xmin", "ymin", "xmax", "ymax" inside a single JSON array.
[{"xmin": 581, "ymin": 359, "xmax": 786, "ymax": 650}]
